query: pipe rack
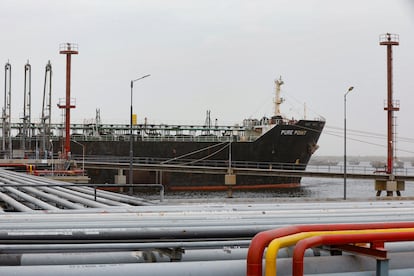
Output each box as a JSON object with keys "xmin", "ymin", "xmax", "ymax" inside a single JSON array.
[
  {"xmin": 1, "ymin": 170, "xmax": 414, "ymax": 274},
  {"xmin": 0, "ymin": 169, "xmax": 153, "ymax": 211}
]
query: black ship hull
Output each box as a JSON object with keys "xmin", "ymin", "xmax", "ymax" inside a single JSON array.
[{"xmin": 69, "ymin": 119, "xmax": 325, "ymax": 191}]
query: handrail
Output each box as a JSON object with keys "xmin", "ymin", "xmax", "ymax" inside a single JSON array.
[{"xmin": 246, "ymin": 221, "xmax": 414, "ymax": 276}]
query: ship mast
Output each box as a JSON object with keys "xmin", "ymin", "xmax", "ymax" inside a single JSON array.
[{"xmin": 274, "ymin": 76, "xmax": 284, "ymax": 117}]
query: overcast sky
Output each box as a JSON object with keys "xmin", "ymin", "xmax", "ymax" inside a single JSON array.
[{"xmin": 1, "ymin": 0, "xmax": 413, "ymax": 157}]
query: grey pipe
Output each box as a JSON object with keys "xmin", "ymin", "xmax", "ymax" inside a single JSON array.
[
  {"xmin": 52, "ymin": 186, "xmax": 129, "ymax": 206},
  {"xmin": 3, "ymin": 206, "xmax": 414, "ymax": 227},
  {"xmin": 3, "ymin": 186, "xmax": 60, "ymax": 210},
  {"xmin": 3, "ymin": 212, "xmax": 414, "ymax": 231},
  {"xmin": 5, "ymin": 216, "xmax": 414, "ymax": 241},
  {"xmin": 18, "ymin": 186, "xmax": 84, "ymax": 209},
  {"xmin": 0, "ymin": 191, "xmax": 32, "ymax": 212},
  {"xmin": 0, "ymin": 251, "xmax": 170, "ymax": 266},
  {"xmin": 37, "ymin": 186, "xmax": 108, "ymax": 208},
  {"xmin": 68, "ymin": 186, "xmax": 154, "ymax": 205},
  {"xmin": 0, "ymin": 260, "xmax": 246, "ymax": 276},
  {"xmin": 0, "ymin": 248, "xmax": 248, "ymax": 266},
  {"xmin": 0, "ymin": 240, "xmax": 250, "ymax": 254},
  {"xmin": 2, "ymin": 253, "xmax": 414, "ymax": 276}
]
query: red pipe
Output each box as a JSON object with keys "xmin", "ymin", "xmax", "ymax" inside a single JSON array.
[
  {"xmin": 0, "ymin": 163, "xmax": 28, "ymax": 168},
  {"xmin": 246, "ymin": 222, "xmax": 414, "ymax": 276},
  {"xmin": 292, "ymin": 230, "xmax": 414, "ymax": 276}
]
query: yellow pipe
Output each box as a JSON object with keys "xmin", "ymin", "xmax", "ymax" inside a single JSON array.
[{"xmin": 265, "ymin": 227, "xmax": 414, "ymax": 276}]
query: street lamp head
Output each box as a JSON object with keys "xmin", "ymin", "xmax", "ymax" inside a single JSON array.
[
  {"xmin": 131, "ymin": 74, "xmax": 151, "ymax": 88},
  {"xmin": 132, "ymin": 74, "xmax": 151, "ymax": 83},
  {"xmin": 345, "ymin": 86, "xmax": 354, "ymax": 97}
]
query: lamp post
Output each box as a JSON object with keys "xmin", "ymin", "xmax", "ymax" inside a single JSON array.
[
  {"xmin": 344, "ymin": 86, "xmax": 354, "ymax": 200},
  {"xmin": 129, "ymin": 74, "xmax": 151, "ymax": 195},
  {"xmin": 72, "ymin": 140, "xmax": 85, "ymax": 175}
]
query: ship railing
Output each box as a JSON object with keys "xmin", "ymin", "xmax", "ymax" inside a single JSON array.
[
  {"xmin": 73, "ymin": 155, "xmax": 414, "ymax": 176},
  {"xmin": 77, "ymin": 155, "xmax": 307, "ymax": 171},
  {"xmin": 138, "ymin": 135, "xmax": 258, "ymax": 143},
  {"xmin": 4, "ymin": 131, "xmax": 260, "ymax": 143},
  {"xmin": 70, "ymin": 133, "xmax": 259, "ymax": 142}
]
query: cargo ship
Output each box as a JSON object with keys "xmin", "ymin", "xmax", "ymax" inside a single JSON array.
[
  {"xmin": 69, "ymin": 78, "xmax": 325, "ymax": 190},
  {"xmin": 4, "ymin": 78, "xmax": 325, "ymax": 191}
]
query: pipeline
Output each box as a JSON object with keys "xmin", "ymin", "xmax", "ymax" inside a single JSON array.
[
  {"xmin": 2, "ymin": 186, "xmax": 59, "ymax": 211},
  {"xmin": 1, "ymin": 251, "xmax": 171, "ymax": 266},
  {"xmin": 273, "ymin": 252, "xmax": 414, "ymax": 276},
  {"xmin": 0, "ymin": 169, "xmax": 154, "ymax": 206},
  {"xmin": 0, "ymin": 240, "xmax": 249, "ymax": 254},
  {"xmin": 265, "ymin": 227, "xmax": 414, "ymax": 276},
  {"xmin": 68, "ymin": 185, "xmax": 156, "ymax": 205},
  {"xmin": 0, "ymin": 248, "xmax": 250, "ymax": 266},
  {"xmin": 18, "ymin": 186, "xmax": 84, "ymax": 209},
  {"xmin": 292, "ymin": 231, "xmax": 414, "ymax": 276},
  {"xmin": 0, "ymin": 260, "xmax": 248, "ymax": 276},
  {"xmin": 246, "ymin": 221, "xmax": 414, "ymax": 276},
  {"xmin": 0, "ymin": 191, "xmax": 32, "ymax": 212},
  {"xmin": 4, "ymin": 170, "xmax": 414, "ymax": 274},
  {"xmin": 37, "ymin": 186, "xmax": 109, "ymax": 208},
  {"xmin": 2, "ymin": 254, "xmax": 414, "ymax": 276}
]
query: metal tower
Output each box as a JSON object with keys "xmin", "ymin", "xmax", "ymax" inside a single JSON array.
[
  {"xmin": 2, "ymin": 62, "xmax": 12, "ymax": 158},
  {"xmin": 21, "ymin": 61, "xmax": 31, "ymax": 151},
  {"xmin": 374, "ymin": 33, "xmax": 404, "ymax": 197},
  {"xmin": 58, "ymin": 43, "xmax": 78, "ymax": 159},
  {"xmin": 379, "ymin": 33, "xmax": 399, "ymax": 175},
  {"xmin": 41, "ymin": 61, "xmax": 52, "ymax": 158}
]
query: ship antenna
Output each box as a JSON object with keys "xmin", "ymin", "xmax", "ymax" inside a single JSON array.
[{"xmin": 274, "ymin": 76, "xmax": 284, "ymax": 116}]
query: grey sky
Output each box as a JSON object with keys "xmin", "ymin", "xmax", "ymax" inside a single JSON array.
[{"xmin": 1, "ymin": 0, "xmax": 413, "ymax": 156}]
